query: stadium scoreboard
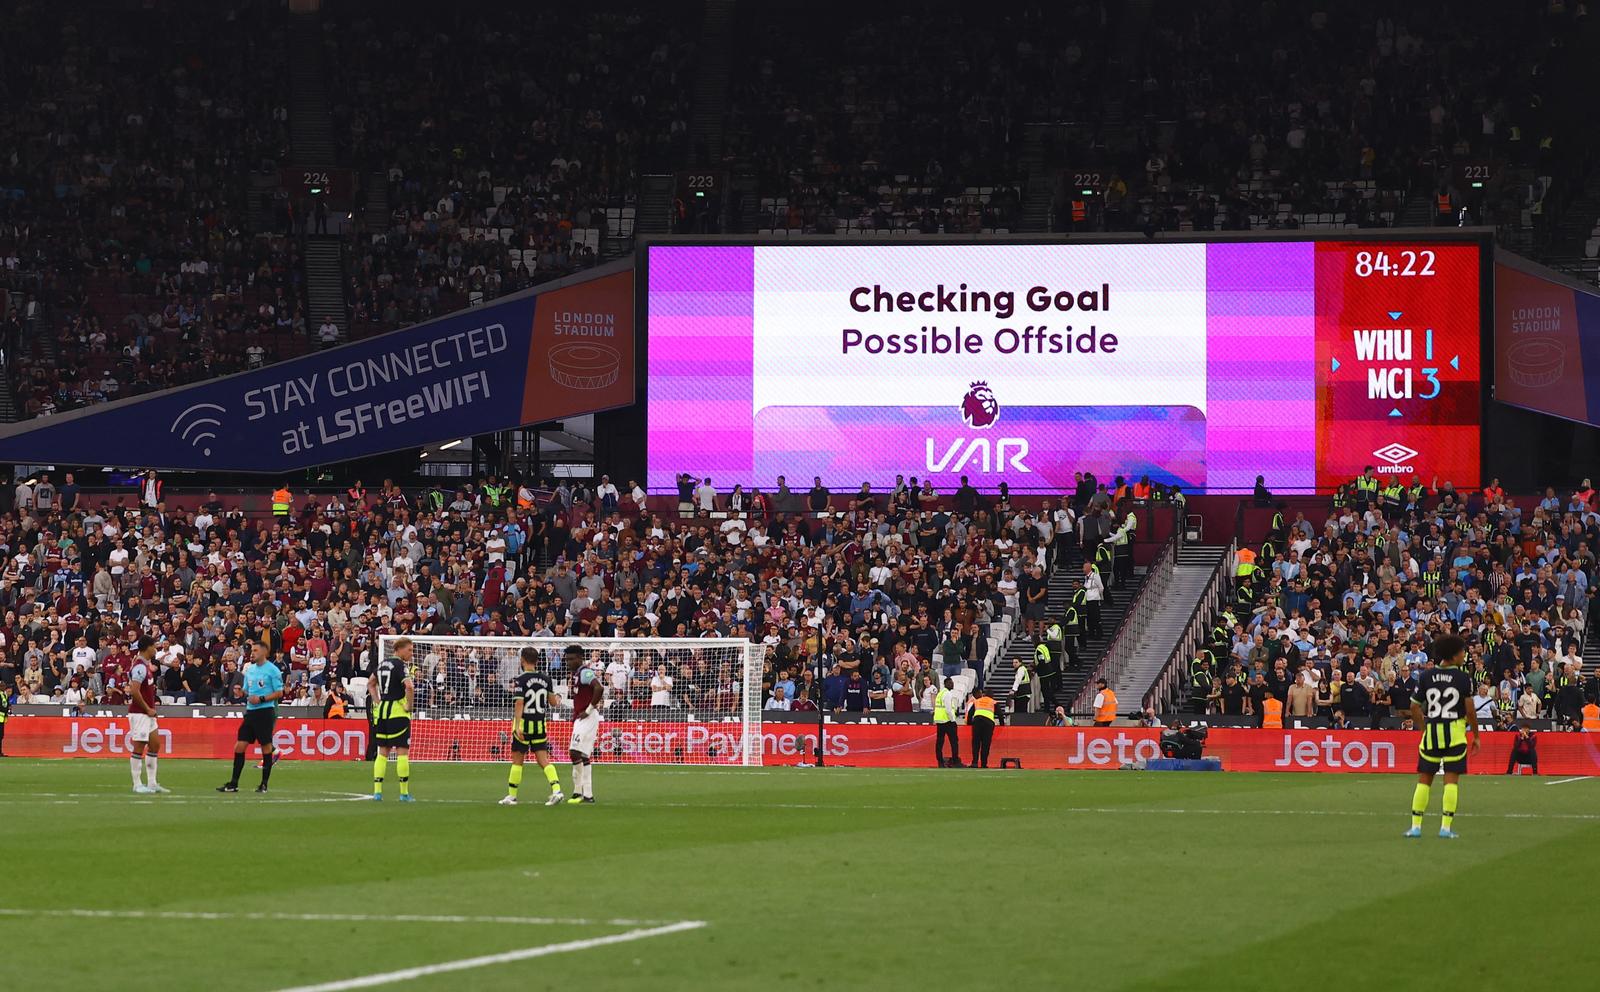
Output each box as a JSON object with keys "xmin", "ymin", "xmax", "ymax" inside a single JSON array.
[{"xmin": 642, "ymin": 236, "xmax": 1486, "ymax": 494}]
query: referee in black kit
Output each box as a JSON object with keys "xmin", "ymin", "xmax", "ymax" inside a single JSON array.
[{"xmin": 218, "ymin": 642, "xmax": 284, "ymax": 793}]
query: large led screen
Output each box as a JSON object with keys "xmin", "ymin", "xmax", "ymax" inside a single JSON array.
[{"xmin": 646, "ymin": 241, "xmax": 1481, "ymax": 493}]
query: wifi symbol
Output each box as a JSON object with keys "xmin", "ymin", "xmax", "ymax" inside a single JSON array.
[{"xmin": 170, "ymin": 402, "xmax": 227, "ymax": 457}]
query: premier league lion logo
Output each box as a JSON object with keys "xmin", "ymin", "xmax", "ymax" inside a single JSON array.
[{"xmin": 960, "ymin": 381, "xmax": 999, "ymax": 429}]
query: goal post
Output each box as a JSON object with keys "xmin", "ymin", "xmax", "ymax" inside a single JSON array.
[{"xmin": 371, "ymin": 635, "xmax": 767, "ymax": 766}]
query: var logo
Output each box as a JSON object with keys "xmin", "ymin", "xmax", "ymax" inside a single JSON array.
[
  {"xmin": 927, "ymin": 382, "xmax": 1031, "ymax": 474},
  {"xmin": 926, "ymin": 438, "xmax": 1031, "ymax": 474}
]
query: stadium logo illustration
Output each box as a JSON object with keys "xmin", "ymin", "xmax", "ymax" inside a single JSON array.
[
  {"xmin": 1372, "ymin": 442, "xmax": 1418, "ymax": 475},
  {"xmin": 1505, "ymin": 338, "xmax": 1565, "ymax": 388},
  {"xmin": 170, "ymin": 402, "xmax": 227, "ymax": 458},
  {"xmin": 960, "ymin": 381, "xmax": 1000, "ymax": 429},
  {"xmin": 548, "ymin": 341, "xmax": 621, "ymax": 390}
]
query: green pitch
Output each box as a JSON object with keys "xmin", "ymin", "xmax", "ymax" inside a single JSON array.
[{"xmin": 2, "ymin": 760, "xmax": 1597, "ymax": 991}]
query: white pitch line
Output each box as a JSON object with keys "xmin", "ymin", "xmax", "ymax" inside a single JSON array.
[
  {"xmin": 636, "ymin": 800, "xmax": 1600, "ymax": 822},
  {"xmin": 269, "ymin": 920, "xmax": 708, "ymax": 992},
  {"xmin": 0, "ymin": 908, "xmax": 677, "ymax": 928},
  {"xmin": 1544, "ymin": 776, "xmax": 1593, "ymax": 786}
]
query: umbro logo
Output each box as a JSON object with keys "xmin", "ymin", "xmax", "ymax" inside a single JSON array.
[
  {"xmin": 1373, "ymin": 443, "xmax": 1417, "ymax": 474},
  {"xmin": 1373, "ymin": 443, "xmax": 1417, "ymax": 465}
]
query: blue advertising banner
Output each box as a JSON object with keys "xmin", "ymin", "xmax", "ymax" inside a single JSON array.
[{"xmin": 0, "ymin": 267, "xmax": 635, "ymax": 472}]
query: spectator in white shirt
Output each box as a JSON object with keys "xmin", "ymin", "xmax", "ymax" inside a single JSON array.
[
  {"xmin": 650, "ymin": 668, "xmax": 674, "ymax": 706},
  {"xmin": 606, "ymin": 657, "xmax": 632, "ymax": 703},
  {"xmin": 693, "ymin": 477, "xmax": 717, "ymax": 513},
  {"xmin": 70, "ymin": 637, "xmax": 97, "ymax": 674},
  {"xmin": 485, "ymin": 529, "xmax": 507, "ymax": 562},
  {"xmin": 108, "ymin": 539, "xmax": 130, "ymax": 577},
  {"xmin": 1081, "ymin": 561, "xmax": 1105, "ymax": 637},
  {"xmin": 764, "ymin": 686, "xmax": 792, "ymax": 711}
]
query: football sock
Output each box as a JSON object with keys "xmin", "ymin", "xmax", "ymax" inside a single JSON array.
[
  {"xmin": 583, "ymin": 762, "xmax": 594, "ymax": 798},
  {"xmin": 131, "ymin": 756, "xmax": 144, "ymax": 788},
  {"xmin": 231, "ymin": 752, "xmax": 246, "ymax": 786},
  {"xmin": 374, "ymin": 754, "xmax": 387, "ymax": 796},
  {"xmin": 507, "ymin": 764, "xmax": 523, "ymax": 797},
  {"xmin": 143, "ymin": 753, "xmax": 159, "ymax": 788},
  {"xmin": 1411, "ymin": 782, "xmax": 1431, "ymax": 829},
  {"xmin": 260, "ymin": 750, "xmax": 274, "ymax": 787},
  {"xmin": 396, "ymin": 756, "xmax": 410, "ymax": 796},
  {"xmin": 1442, "ymin": 783, "xmax": 1458, "ymax": 830},
  {"xmin": 543, "ymin": 763, "xmax": 561, "ymax": 793}
]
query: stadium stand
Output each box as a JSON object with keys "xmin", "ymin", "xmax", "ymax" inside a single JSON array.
[
  {"xmin": 4, "ymin": 0, "xmax": 1600, "ymax": 421},
  {"xmin": 2, "ymin": 471, "xmax": 1593, "ymax": 728},
  {"xmin": 0, "ymin": 1, "xmax": 299, "ymax": 418},
  {"xmin": 0, "ymin": 472, "xmax": 1165, "ymax": 718},
  {"xmin": 1144, "ymin": 481, "xmax": 1600, "ymax": 729},
  {"xmin": 322, "ymin": 1, "xmax": 698, "ymax": 338}
]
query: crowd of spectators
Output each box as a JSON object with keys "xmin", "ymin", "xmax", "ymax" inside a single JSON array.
[
  {"xmin": 324, "ymin": 2, "xmax": 697, "ymax": 336},
  {"xmin": 0, "ymin": 469, "xmax": 1153, "ymax": 720},
  {"xmin": 727, "ymin": 2, "xmax": 1087, "ymax": 234},
  {"xmin": 1065, "ymin": 0, "xmax": 1580, "ymax": 235},
  {"xmin": 7, "ymin": 0, "xmax": 1595, "ymax": 418},
  {"xmin": 0, "ymin": 1, "xmax": 301, "ymax": 417},
  {"xmin": 1186, "ymin": 476, "xmax": 1600, "ymax": 730}
]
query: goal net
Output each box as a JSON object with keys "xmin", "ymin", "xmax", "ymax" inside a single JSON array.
[{"xmin": 368, "ymin": 636, "xmax": 767, "ymax": 766}]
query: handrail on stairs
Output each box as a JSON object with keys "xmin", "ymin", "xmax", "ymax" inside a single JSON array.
[
  {"xmin": 1070, "ymin": 529, "xmax": 1180, "ymax": 714},
  {"xmin": 1144, "ymin": 538, "xmax": 1238, "ymax": 713}
]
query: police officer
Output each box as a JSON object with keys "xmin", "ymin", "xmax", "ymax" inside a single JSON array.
[
  {"xmin": 1093, "ymin": 542, "xmax": 1115, "ymax": 602},
  {"xmin": 1042, "ymin": 620, "xmax": 1065, "ymax": 698},
  {"xmin": 1016, "ymin": 647, "xmax": 1041, "ymax": 714},
  {"xmin": 1062, "ymin": 604, "xmax": 1083, "ymax": 667},
  {"xmin": 482, "ymin": 476, "xmax": 508, "ymax": 508},
  {"xmin": 1233, "ymin": 576, "xmax": 1256, "ymax": 614},
  {"xmin": 1380, "ymin": 481, "xmax": 1405, "ymax": 515},
  {"xmin": 1110, "ymin": 510, "xmax": 1136, "ymax": 589},
  {"xmin": 1354, "ymin": 466, "xmax": 1379, "ymax": 509},
  {"xmin": 933, "ymin": 677, "xmax": 962, "ymax": 768},
  {"xmin": 1188, "ymin": 658, "xmax": 1215, "ymax": 714},
  {"xmin": 966, "ymin": 690, "xmax": 998, "ymax": 768}
]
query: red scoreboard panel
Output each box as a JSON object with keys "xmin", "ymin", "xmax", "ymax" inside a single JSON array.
[{"xmin": 1314, "ymin": 241, "xmax": 1482, "ymax": 490}]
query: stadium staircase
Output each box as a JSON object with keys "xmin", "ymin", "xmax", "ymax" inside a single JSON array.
[
  {"xmin": 363, "ymin": 171, "xmax": 391, "ymax": 232},
  {"xmin": 637, "ymin": 175, "xmax": 677, "ymax": 237},
  {"xmin": 0, "ymin": 365, "xmax": 17, "ymax": 422},
  {"xmin": 1400, "ymin": 192, "xmax": 1436, "ymax": 228},
  {"xmin": 1017, "ymin": 128, "xmax": 1053, "ymax": 234},
  {"xmin": 287, "ymin": 7, "xmax": 347, "ymax": 341},
  {"xmin": 287, "ymin": 11, "xmax": 337, "ymax": 170},
  {"xmin": 688, "ymin": 0, "xmax": 736, "ymax": 168},
  {"xmin": 1105, "ymin": 544, "xmax": 1227, "ymax": 707},
  {"xmin": 1584, "ymin": 623, "xmax": 1600, "ymax": 674},
  {"xmin": 983, "ymin": 543, "xmax": 1143, "ymax": 713},
  {"xmin": 304, "ymin": 237, "xmax": 348, "ymax": 342}
]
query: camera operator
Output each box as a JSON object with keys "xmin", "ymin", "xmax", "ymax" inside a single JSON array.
[
  {"xmin": 1505, "ymin": 725, "xmax": 1538, "ymax": 775},
  {"xmin": 1159, "ymin": 721, "xmax": 1207, "ymax": 760}
]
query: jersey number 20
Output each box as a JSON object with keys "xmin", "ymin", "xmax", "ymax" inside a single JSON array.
[{"xmin": 523, "ymin": 687, "xmax": 548, "ymax": 716}]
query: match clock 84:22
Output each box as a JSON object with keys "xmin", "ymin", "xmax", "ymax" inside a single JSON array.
[{"xmin": 1353, "ymin": 249, "xmax": 1436, "ymax": 277}]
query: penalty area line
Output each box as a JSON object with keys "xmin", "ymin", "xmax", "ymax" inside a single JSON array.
[
  {"xmin": 1544, "ymin": 776, "xmax": 1593, "ymax": 786},
  {"xmin": 0, "ymin": 908, "xmax": 680, "ymax": 928},
  {"xmin": 269, "ymin": 919, "xmax": 709, "ymax": 992}
]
